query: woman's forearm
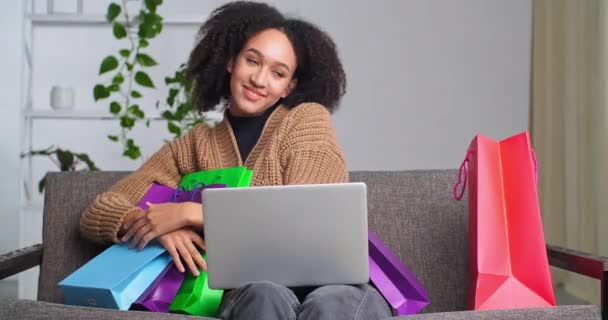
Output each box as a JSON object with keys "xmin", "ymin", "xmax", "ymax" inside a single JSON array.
[{"xmin": 183, "ymin": 202, "xmax": 205, "ymax": 231}]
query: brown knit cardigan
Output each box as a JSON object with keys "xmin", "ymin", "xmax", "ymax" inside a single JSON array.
[{"xmin": 80, "ymin": 103, "xmax": 349, "ymax": 244}]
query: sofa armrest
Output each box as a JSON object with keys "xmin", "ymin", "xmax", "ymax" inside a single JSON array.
[
  {"xmin": 0, "ymin": 244, "xmax": 43, "ymax": 280},
  {"xmin": 547, "ymin": 243, "xmax": 608, "ymax": 320}
]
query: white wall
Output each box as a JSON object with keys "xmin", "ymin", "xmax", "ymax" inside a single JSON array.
[
  {"xmin": 0, "ymin": 0, "xmax": 531, "ymax": 298},
  {"xmin": 315, "ymin": 0, "xmax": 532, "ymax": 170},
  {"xmin": 0, "ymin": 1, "xmax": 24, "ymax": 298}
]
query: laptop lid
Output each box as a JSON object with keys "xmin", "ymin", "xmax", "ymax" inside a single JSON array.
[{"xmin": 202, "ymin": 182, "xmax": 369, "ymax": 289}]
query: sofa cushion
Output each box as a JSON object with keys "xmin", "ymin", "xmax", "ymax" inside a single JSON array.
[
  {"xmin": 39, "ymin": 172, "xmax": 129, "ymax": 303},
  {"xmin": 350, "ymin": 170, "xmax": 468, "ymax": 313},
  {"xmin": 391, "ymin": 305, "xmax": 601, "ymax": 319},
  {"xmin": 42, "ymin": 169, "xmax": 467, "ymax": 313},
  {"xmin": 0, "ymin": 298, "xmax": 217, "ymax": 320}
]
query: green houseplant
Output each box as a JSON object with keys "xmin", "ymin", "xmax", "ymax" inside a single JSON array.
[
  {"xmin": 21, "ymin": 146, "xmax": 100, "ymax": 193},
  {"xmin": 95, "ymin": 0, "xmax": 206, "ymax": 160},
  {"xmin": 94, "ymin": 0, "xmax": 164, "ymax": 161}
]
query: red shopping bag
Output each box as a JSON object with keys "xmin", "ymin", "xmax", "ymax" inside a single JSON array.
[{"xmin": 453, "ymin": 132, "xmax": 556, "ymax": 310}]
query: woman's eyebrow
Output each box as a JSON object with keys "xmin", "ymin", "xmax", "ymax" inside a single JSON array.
[{"xmin": 245, "ymin": 48, "xmax": 291, "ymax": 71}]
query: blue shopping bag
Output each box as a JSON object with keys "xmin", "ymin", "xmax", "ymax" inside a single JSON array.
[{"xmin": 59, "ymin": 241, "xmax": 172, "ymax": 310}]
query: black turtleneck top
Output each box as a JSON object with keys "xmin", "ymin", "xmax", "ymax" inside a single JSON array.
[{"xmin": 226, "ymin": 105, "xmax": 278, "ymax": 162}]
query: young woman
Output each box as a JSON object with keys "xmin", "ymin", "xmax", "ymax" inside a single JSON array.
[{"xmin": 80, "ymin": 2, "xmax": 391, "ymax": 319}]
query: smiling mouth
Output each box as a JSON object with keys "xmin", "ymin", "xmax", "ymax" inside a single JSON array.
[{"xmin": 243, "ymin": 85, "xmax": 266, "ymax": 100}]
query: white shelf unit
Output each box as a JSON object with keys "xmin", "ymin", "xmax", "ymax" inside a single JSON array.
[
  {"xmin": 17, "ymin": 0, "xmax": 212, "ymax": 299},
  {"xmin": 19, "ymin": 0, "xmax": 209, "ymax": 207}
]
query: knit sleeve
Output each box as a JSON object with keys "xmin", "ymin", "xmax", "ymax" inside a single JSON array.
[
  {"xmin": 280, "ymin": 103, "xmax": 349, "ymax": 184},
  {"xmin": 79, "ymin": 126, "xmax": 202, "ymax": 244}
]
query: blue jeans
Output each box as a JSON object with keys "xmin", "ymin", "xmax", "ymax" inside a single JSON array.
[{"xmin": 217, "ymin": 281, "xmax": 392, "ymax": 320}]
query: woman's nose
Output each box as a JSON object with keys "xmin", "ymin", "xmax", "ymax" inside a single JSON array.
[{"xmin": 250, "ymin": 68, "xmax": 267, "ymax": 88}]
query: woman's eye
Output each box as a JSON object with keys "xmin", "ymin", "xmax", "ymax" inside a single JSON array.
[
  {"xmin": 273, "ymin": 71, "xmax": 284, "ymax": 78},
  {"xmin": 246, "ymin": 58, "xmax": 258, "ymax": 65}
]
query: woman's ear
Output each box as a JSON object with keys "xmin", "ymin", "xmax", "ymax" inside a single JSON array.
[
  {"xmin": 282, "ymin": 79, "xmax": 298, "ymax": 98},
  {"xmin": 227, "ymin": 59, "xmax": 234, "ymax": 73}
]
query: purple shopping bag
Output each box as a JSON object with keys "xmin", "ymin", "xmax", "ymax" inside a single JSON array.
[
  {"xmin": 131, "ymin": 263, "xmax": 184, "ymax": 312},
  {"xmin": 368, "ymin": 229, "xmax": 430, "ymax": 315},
  {"xmin": 130, "ymin": 182, "xmax": 226, "ymax": 313},
  {"xmin": 137, "ymin": 183, "xmax": 177, "ymax": 208}
]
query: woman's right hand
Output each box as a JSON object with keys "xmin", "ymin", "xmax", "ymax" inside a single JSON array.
[{"xmin": 158, "ymin": 228, "xmax": 207, "ymax": 276}]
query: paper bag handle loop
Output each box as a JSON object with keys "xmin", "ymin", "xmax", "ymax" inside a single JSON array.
[
  {"xmin": 453, "ymin": 147, "xmax": 539, "ymax": 201},
  {"xmin": 453, "ymin": 150, "xmax": 472, "ymax": 200}
]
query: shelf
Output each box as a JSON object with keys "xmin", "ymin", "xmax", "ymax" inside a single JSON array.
[
  {"xmin": 21, "ymin": 203, "xmax": 43, "ymax": 213},
  {"xmin": 23, "ymin": 109, "xmax": 224, "ymax": 122},
  {"xmin": 27, "ymin": 14, "xmax": 204, "ymax": 26},
  {"xmin": 24, "ymin": 109, "xmax": 165, "ymax": 120}
]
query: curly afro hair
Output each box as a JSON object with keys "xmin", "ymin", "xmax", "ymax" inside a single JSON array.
[{"xmin": 186, "ymin": 1, "xmax": 346, "ymax": 114}]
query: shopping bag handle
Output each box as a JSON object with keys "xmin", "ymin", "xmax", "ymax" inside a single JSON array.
[
  {"xmin": 189, "ymin": 182, "xmax": 208, "ymax": 201},
  {"xmin": 531, "ymin": 148, "xmax": 538, "ymax": 186},
  {"xmin": 453, "ymin": 150, "xmax": 472, "ymax": 201},
  {"xmin": 171, "ymin": 185, "xmax": 187, "ymax": 202},
  {"xmin": 453, "ymin": 148, "xmax": 539, "ymax": 201}
]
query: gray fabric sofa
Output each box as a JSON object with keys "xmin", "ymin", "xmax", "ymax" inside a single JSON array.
[{"xmin": 0, "ymin": 170, "xmax": 606, "ymax": 319}]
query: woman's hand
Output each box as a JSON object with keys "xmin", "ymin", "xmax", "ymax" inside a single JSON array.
[
  {"xmin": 121, "ymin": 201, "xmax": 204, "ymax": 250},
  {"xmin": 158, "ymin": 228, "xmax": 207, "ymax": 276}
]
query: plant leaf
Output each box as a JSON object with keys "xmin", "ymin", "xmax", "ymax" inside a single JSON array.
[
  {"xmin": 145, "ymin": 0, "xmax": 158, "ymax": 12},
  {"xmin": 110, "ymin": 101, "xmax": 121, "ymax": 114},
  {"xmin": 175, "ymin": 70, "xmax": 185, "ymax": 83},
  {"xmin": 99, "ymin": 55, "xmax": 119, "ymax": 75},
  {"xmin": 146, "ymin": 119, "xmax": 151, "ymax": 127},
  {"xmin": 56, "ymin": 149, "xmax": 74, "ymax": 171},
  {"xmin": 120, "ymin": 116, "xmax": 135, "ymax": 129},
  {"xmin": 138, "ymin": 12, "xmax": 162, "ymax": 38},
  {"xmin": 38, "ymin": 176, "xmax": 46, "ymax": 194},
  {"xmin": 167, "ymin": 88, "xmax": 179, "ymax": 106},
  {"xmin": 136, "ymin": 53, "xmax": 157, "ymax": 67},
  {"xmin": 128, "ymin": 105, "xmax": 145, "ymax": 119},
  {"xmin": 123, "ymin": 139, "xmax": 141, "ymax": 159},
  {"xmin": 108, "ymin": 84, "xmax": 120, "ymax": 92},
  {"xmin": 135, "ymin": 71, "xmax": 155, "ymax": 88},
  {"xmin": 131, "ymin": 90, "xmax": 142, "ymax": 98},
  {"xmin": 165, "ymin": 76, "xmax": 176, "ymax": 84},
  {"xmin": 106, "ymin": 3, "xmax": 121, "ymax": 22},
  {"xmin": 119, "ymin": 49, "xmax": 130, "ymax": 58},
  {"xmin": 176, "ymin": 101, "xmax": 192, "ymax": 117},
  {"xmin": 112, "ymin": 73, "xmax": 124, "ymax": 85},
  {"xmin": 139, "ymin": 39, "xmax": 149, "ymax": 48},
  {"xmin": 93, "ymin": 84, "xmax": 110, "ymax": 101},
  {"xmin": 75, "ymin": 153, "xmax": 100, "ymax": 171},
  {"xmin": 123, "ymin": 144, "xmax": 141, "ymax": 159},
  {"xmin": 168, "ymin": 122, "xmax": 181, "ymax": 137},
  {"xmin": 161, "ymin": 110, "xmax": 175, "ymax": 121},
  {"xmin": 108, "ymin": 135, "xmax": 119, "ymax": 142},
  {"xmin": 113, "ymin": 22, "xmax": 127, "ymax": 39}
]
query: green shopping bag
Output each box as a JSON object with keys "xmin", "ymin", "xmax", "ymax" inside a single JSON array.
[
  {"xmin": 180, "ymin": 166, "xmax": 253, "ymax": 189},
  {"xmin": 169, "ymin": 253, "xmax": 223, "ymax": 316},
  {"xmin": 170, "ymin": 167, "xmax": 253, "ymax": 316}
]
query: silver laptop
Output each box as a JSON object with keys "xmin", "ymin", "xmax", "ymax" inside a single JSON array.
[{"xmin": 201, "ymin": 182, "xmax": 369, "ymax": 289}]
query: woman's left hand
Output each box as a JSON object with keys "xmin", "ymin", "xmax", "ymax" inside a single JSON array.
[{"xmin": 122, "ymin": 201, "xmax": 203, "ymax": 250}]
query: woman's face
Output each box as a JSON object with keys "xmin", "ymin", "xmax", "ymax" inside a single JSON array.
[{"xmin": 227, "ymin": 28, "xmax": 297, "ymax": 116}]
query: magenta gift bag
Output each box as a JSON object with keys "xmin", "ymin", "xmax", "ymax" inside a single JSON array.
[
  {"xmin": 130, "ymin": 182, "xmax": 226, "ymax": 313},
  {"xmin": 368, "ymin": 229, "xmax": 430, "ymax": 315}
]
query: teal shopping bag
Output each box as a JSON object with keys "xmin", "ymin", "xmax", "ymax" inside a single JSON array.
[{"xmin": 59, "ymin": 241, "xmax": 172, "ymax": 310}]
